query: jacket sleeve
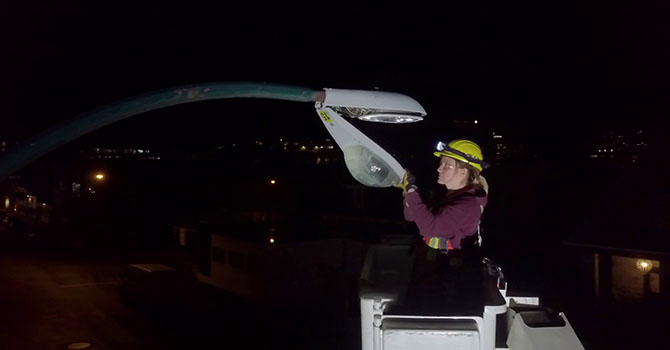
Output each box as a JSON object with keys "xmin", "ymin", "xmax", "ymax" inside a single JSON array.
[
  {"xmin": 403, "ymin": 192, "xmax": 417, "ymax": 222},
  {"xmin": 403, "ymin": 191, "xmax": 479, "ymax": 239}
]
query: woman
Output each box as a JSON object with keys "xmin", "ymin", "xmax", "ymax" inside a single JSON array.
[
  {"xmin": 396, "ymin": 139, "xmax": 490, "ymax": 314},
  {"xmin": 399, "ymin": 139, "xmax": 489, "ymax": 254}
]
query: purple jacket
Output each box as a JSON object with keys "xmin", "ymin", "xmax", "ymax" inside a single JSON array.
[{"xmin": 403, "ymin": 186, "xmax": 487, "ymax": 250}]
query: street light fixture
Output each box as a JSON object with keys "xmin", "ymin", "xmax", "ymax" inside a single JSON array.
[{"xmin": 315, "ymin": 88, "xmax": 426, "ymax": 187}]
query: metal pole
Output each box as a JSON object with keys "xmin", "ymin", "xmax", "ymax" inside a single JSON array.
[{"xmin": 0, "ymin": 82, "xmax": 322, "ymax": 181}]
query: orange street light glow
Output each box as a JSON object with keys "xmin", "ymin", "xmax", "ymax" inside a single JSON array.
[
  {"xmin": 270, "ymin": 179, "xmax": 276, "ymax": 185},
  {"xmin": 636, "ymin": 259, "xmax": 653, "ymax": 273},
  {"xmin": 95, "ymin": 174, "xmax": 105, "ymax": 180}
]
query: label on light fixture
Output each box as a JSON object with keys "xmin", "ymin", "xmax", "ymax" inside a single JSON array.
[{"xmin": 319, "ymin": 110, "xmax": 333, "ymax": 123}]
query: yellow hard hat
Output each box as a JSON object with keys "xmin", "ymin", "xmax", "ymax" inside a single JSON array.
[{"xmin": 434, "ymin": 139, "xmax": 488, "ymax": 172}]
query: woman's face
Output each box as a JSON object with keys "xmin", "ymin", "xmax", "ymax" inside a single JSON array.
[{"xmin": 437, "ymin": 156, "xmax": 468, "ymax": 189}]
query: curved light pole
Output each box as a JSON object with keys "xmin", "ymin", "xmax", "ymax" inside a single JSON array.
[{"xmin": 0, "ymin": 82, "xmax": 426, "ymax": 186}]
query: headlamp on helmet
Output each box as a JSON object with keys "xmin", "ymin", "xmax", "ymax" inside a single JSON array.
[{"xmin": 434, "ymin": 139, "xmax": 489, "ymax": 171}]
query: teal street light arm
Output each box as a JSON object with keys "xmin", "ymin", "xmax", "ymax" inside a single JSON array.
[{"xmin": 0, "ymin": 82, "xmax": 322, "ymax": 181}]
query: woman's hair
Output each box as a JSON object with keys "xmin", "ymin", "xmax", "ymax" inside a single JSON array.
[
  {"xmin": 455, "ymin": 159, "xmax": 489, "ymax": 195},
  {"xmin": 455, "ymin": 160, "xmax": 481, "ymax": 185}
]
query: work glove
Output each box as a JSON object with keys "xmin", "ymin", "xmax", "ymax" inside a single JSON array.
[{"xmin": 394, "ymin": 169, "xmax": 417, "ymax": 195}]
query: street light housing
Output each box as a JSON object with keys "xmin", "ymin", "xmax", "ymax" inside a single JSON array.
[
  {"xmin": 315, "ymin": 88, "xmax": 427, "ymax": 187},
  {"xmin": 317, "ymin": 88, "xmax": 426, "ymax": 124}
]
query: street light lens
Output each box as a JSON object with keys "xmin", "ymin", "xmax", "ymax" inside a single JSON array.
[
  {"xmin": 95, "ymin": 174, "xmax": 104, "ymax": 180},
  {"xmin": 357, "ymin": 114, "xmax": 424, "ymax": 124},
  {"xmin": 332, "ymin": 106, "xmax": 424, "ymax": 124},
  {"xmin": 343, "ymin": 145, "xmax": 401, "ymax": 187}
]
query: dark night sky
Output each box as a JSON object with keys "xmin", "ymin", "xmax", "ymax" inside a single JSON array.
[{"xmin": 1, "ymin": 1, "xmax": 668, "ymax": 153}]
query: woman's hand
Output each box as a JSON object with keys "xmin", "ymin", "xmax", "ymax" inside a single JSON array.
[{"xmin": 394, "ymin": 169, "xmax": 417, "ymax": 195}]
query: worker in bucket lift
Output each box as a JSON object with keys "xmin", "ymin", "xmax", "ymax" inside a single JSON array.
[
  {"xmin": 395, "ymin": 139, "xmax": 490, "ymax": 313},
  {"xmin": 397, "ymin": 139, "xmax": 489, "ymax": 255}
]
